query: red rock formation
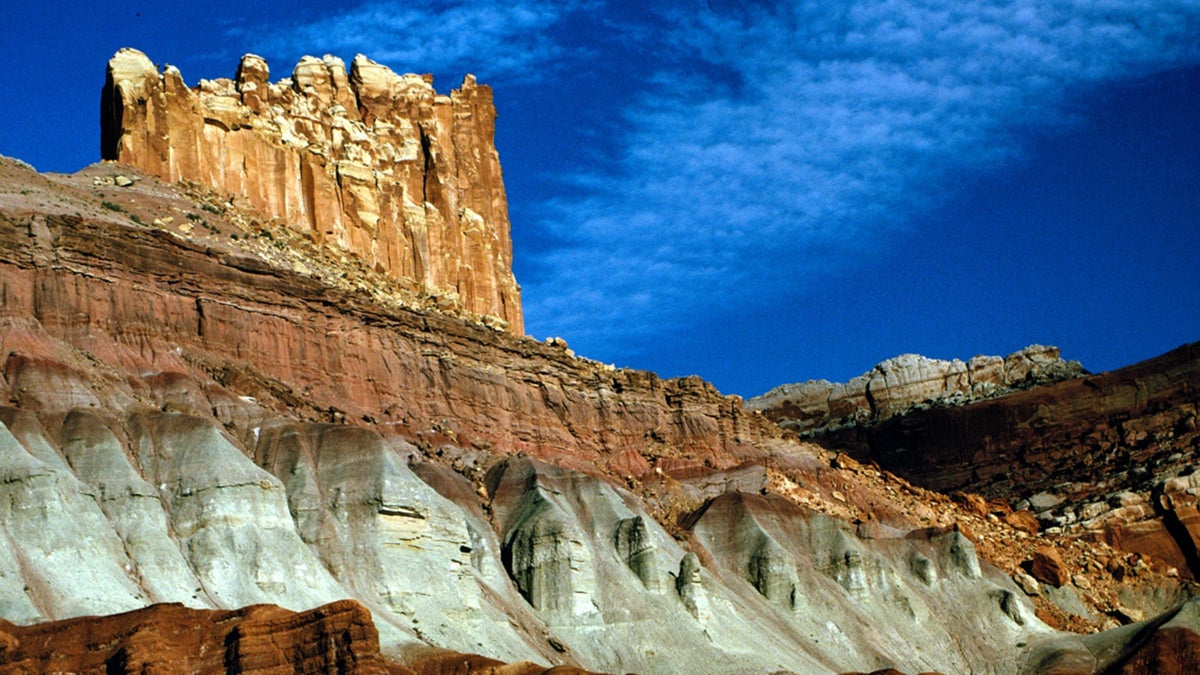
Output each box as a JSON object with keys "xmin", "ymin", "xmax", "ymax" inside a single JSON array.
[
  {"xmin": 4, "ymin": 109, "xmax": 1193, "ymax": 673},
  {"xmin": 794, "ymin": 343, "xmax": 1200, "ymax": 498},
  {"xmin": 101, "ymin": 48, "xmax": 522, "ymax": 332},
  {"xmin": 0, "ymin": 600, "xmax": 398, "ymax": 673},
  {"xmin": 0, "ymin": 163, "xmax": 778, "ymax": 484}
]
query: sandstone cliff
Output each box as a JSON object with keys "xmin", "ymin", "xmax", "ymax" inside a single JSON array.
[
  {"xmin": 748, "ymin": 346, "xmax": 1086, "ymax": 432},
  {"xmin": 101, "ymin": 48, "xmax": 522, "ymax": 332}
]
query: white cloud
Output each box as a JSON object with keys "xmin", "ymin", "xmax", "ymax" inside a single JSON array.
[
  {"xmin": 520, "ymin": 0, "xmax": 1200, "ymax": 355},
  {"xmin": 234, "ymin": 1, "xmax": 1199, "ymax": 365},
  {"xmin": 241, "ymin": 1, "xmax": 596, "ymax": 80}
]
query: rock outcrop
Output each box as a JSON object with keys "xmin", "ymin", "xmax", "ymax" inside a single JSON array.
[
  {"xmin": 686, "ymin": 492, "xmax": 1040, "ymax": 671},
  {"xmin": 748, "ymin": 346, "xmax": 1085, "ymax": 431},
  {"xmin": 102, "ymin": 48, "xmax": 522, "ymax": 332},
  {"xmin": 0, "ymin": 163, "xmax": 774, "ymax": 473},
  {"xmin": 1024, "ymin": 598, "xmax": 1200, "ymax": 674},
  {"xmin": 784, "ymin": 341, "xmax": 1200, "ymax": 580},
  {"xmin": 1030, "ymin": 546, "xmax": 1071, "ymax": 588},
  {"xmin": 0, "ymin": 600, "xmax": 396, "ymax": 673}
]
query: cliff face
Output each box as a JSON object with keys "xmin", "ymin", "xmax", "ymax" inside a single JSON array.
[
  {"xmin": 101, "ymin": 48, "xmax": 522, "ymax": 332},
  {"xmin": 3, "ymin": 45, "xmax": 1198, "ymax": 670},
  {"xmin": 0, "ymin": 220, "xmax": 770, "ymax": 475}
]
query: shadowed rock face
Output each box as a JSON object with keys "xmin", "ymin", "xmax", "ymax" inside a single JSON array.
[
  {"xmin": 614, "ymin": 516, "xmax": 663, "ymax": 592},
  {"xmin": 102, "ymin": 48, "xmax": 522, "ymax": 332},
  {"xmin": 1112, "ymin": 626, "xmax": 1200, "ymax": 675},
  {"xmin": 1021, "ymin": 597, "xmax": 1200, "ymax": 675},
  {"xmin": 769, "ymin": 341, "xmax": 1200, "ymax": 579}
]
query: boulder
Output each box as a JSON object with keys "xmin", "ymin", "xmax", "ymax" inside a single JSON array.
[{"xmin": 1029, "ymin": 546, "xmax": 1070, "ymax": 587}]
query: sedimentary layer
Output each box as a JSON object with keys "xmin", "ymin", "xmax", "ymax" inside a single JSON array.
[
  {"xmin": 0, "ymin": 600, "xmax": 397, "ymax": 673},
  {"xmin": 0, "ymin": 167, "xmax": 772, "ymax": 473},
  {"xmin": 0, "ymin": 145, "xmax": 1194, "ymax": 672}
]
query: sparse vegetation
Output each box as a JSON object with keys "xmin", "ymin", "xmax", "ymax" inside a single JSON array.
[
  {"xmin": 130, "ymin": 214, "xmax": 143, "ymax": 225},
  {"xmin": 101, "ymin": 201, "xmax": 125, "ymax": 213}
]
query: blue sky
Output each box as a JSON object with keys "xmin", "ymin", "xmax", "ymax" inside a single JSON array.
[{"xmin": 3, "ymin": 1, "xmax": 1198, "ymax": 396}]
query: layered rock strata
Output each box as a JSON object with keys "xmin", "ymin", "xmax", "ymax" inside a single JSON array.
[
  {"xmin": 0, "ymin": 172, "xmax": 772, "ymax": 472},
  {"xmin": 0, "ymin": 155, "xmax": 1162, "ymax": 673},
  {"xmin": 102, "ymin": 48, "xmax": 522, "ymax": 332},
  {"xmin": 5, "ymin": 104, "xmax": 1200, "ymax": 672},
  {"xmin": 0, "ymin": 399, "xmax": 1063, "ymax": 673},
  {"xmin": 0, "ymin": 600, "xmax": 396, "ymax": 673},
  {"xmin": 748, "ymin": 345, "xmax": 1085, "ymax": 432}
]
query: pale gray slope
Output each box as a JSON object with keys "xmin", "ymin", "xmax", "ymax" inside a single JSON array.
[{"xmin": 0, "ymin": 410, "xmax": 1126, "ymax": 674}]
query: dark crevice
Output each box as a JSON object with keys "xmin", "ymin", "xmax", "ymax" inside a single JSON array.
[
  {"xmin": 420, "ymin": 129, "xmax": 434, "ymax": 207},
  {"xmin": 1160, "ymin": 507, "xmax": 1200, "ymax": 580},
  {"xmin": 100, "ymin": 77, "xmax": 120, "ymax": 160}
]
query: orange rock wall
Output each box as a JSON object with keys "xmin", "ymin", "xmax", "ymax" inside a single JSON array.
[
  {"xmin": 0, "ymin": 210, "xmax": 776, "ymax": 474},
  {"xmin": 0, "ymin": 600, "xmax": 397, "ymax": 674},
  {"xmin": 101, "ymin": 48, "xmax": 522, "ymax": 332}
]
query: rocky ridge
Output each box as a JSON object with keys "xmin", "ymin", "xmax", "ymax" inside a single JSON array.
[
  {"xmin": 102, "ymin": 48, "xmax": 522, "ymax": 332},
  {"xmin": 864, "ymin": 345, "xmax": 1200, "ymax": 583},
  {"xmin": 756, "ymin": 339, "xmax": 1200, "ymax": 596},
  {"xmin": 748, "ymin": 345, "xmax": 1086, "ymax": 433}
]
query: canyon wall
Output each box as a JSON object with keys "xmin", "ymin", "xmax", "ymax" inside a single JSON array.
[
  {"xmin": 5, "ymin": 50, "xmax": 1198, "ymax": 668},
  {"xmin": 101, "ymin": 48, "xmax": 522, "ymax": 332},
  {"xmin": 0, "ymin": 210, "xmax": 772, "ymax": 476}
]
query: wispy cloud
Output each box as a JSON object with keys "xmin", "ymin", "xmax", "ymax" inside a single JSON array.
[
  {"xmin": 520, "ymin": 0, "xmax": 1200, "ymax": 358},
  {"xmin": 237, "ymin": 1, "xmax": 1199, "ymax": 371},
  {"xmin": 236, "ymin": 0, "xmax": 596, "ymax": 80}
]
